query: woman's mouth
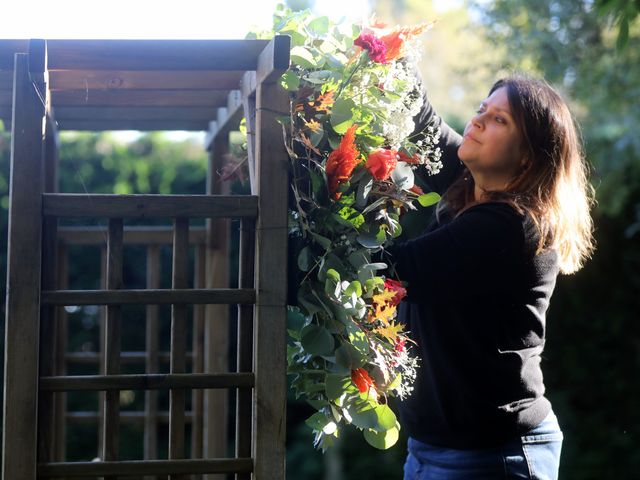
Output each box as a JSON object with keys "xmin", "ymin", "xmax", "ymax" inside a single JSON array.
[{"xmin": 463, "ymin": 133, "xmax": 481, "ymax": 144}]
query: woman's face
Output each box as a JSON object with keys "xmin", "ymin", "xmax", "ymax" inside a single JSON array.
[{"xmin": 457, "ymin": 87, "xmax": 526, "ymax": 185}]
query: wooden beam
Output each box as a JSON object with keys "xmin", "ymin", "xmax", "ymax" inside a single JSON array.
[
  {"xmin": 37, "ymin": 458, "xmax": 253, "ymax": 477},
  {"xmin": 0, "ymin": 40, "xmax": 28, "ymax": 69},
  {"xmin": 57, "ymin": 225, "xmax": 207, "ymax": 246},
  {"xmin": 39, "ymin": 373, "xmax": 255, "ymax": 391},
  {"xmin": 65, "ymin": 351, "xmax": 194, "ymax": 364},
  {"xmin": 43, "ymin": 193, "xmax": 258, "ymax": 218},
  {"xmin": 205, "ymin": 90, "xmax": 242, "ymax": 151},
  {"xmin": 57, "ymin": 119, "xmax": 209, "ymax": 131},
  {"xmin": 0, "ymin": 71, "xmax": 13, "ymax": 89},
  {"xmin": 0, "ymin": 89, "xmax": 12, "ymax": 106},
  {"xmin": 67, "ymin": 411, "xmax": 194, "ymax": 425},
  {"xmin": 54, "ymin": 106, "xmax": 216, "ymax": 121},
  {"xmin": 256, "ymin": 35, "xmax": 291, "ymax": 85},
  {"xmin": 51, "ymin": 89, "xmax": 228, "ymax": 107},
  {"xmin": 41, "ymin": 288, "xmax": 256, "ymax": 306},
  {"xmin": 49, "ymin": 70, "xmax": 244, "ymax": 90},
  {"xmin": 46, "ymin": 39, "xmax": 270, "ymax": 71},
  {"xmin": 2, "ymin": 52, "xmax": 45, "ymax": 480}
]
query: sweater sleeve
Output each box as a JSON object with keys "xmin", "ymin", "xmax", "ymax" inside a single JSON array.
[
  {"xmin": 412, "ymin": 75, "xmax": 465, "ymax": 196},
  {"xmin": 387, "ymin": 203, "xmax": 524, "ymax": 302}
]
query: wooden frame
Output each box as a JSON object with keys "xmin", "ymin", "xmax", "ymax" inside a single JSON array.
[{"xmin": 2, "ymin": 36, "xmax": 290, "ymax": 479}]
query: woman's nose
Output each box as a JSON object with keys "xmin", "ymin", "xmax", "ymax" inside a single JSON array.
[{"xmin": 471, "ymin": 112, "xmax": 484, "ymax": 130}]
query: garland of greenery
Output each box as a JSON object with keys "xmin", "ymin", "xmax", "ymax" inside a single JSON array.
[{"xmin": 262, "ymin": 5, "xmax": 443, "ymax": 450}]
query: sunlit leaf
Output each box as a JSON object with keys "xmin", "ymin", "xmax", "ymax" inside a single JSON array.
[
  {"xmin": 363, "ymin": 425, "xmax": 400, "ymax": 449},
  {"xmin": 418, "ymin": 191, "xmax": 441, "ymax": 207}
]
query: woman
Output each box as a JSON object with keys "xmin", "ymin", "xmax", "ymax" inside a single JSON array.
[{"xmin": 388, "ymin": 76, "xmax": 595, "ymax": 479}]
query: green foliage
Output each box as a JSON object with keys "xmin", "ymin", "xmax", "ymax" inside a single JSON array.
[{"xmin": 277, "ymin": 5, "xmax": 440, "ymax": 450}]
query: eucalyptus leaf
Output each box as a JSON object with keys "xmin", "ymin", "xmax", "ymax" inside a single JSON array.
[
  {"xmin": 307, "ymin": 16, "xmax": 330, "ymax": 35},
  {"xmin": 418, "ymin": 191, "xmax": 441, "ymax": 207},
  {"xmin": 345, "ymin": 321, "xmax": 369, "ymax": 354},
  {"xmin": 330, "ymin": 98, "xmax": 356, "ymax": 134},
  {"xmin": 356, "ymin": 231, "xmax": 383, "ymax": 249},
  {"xmin": 291, "ymin": 46, "xmax": 319, "ymax": 69},
  {"xmin": 335, "ymin": 342, "xmax": 366, "ymax": 369},
  {"xmin": 360, "ymin": 262, "xmax": 387, "ymax": 272},
  {"xmin": 280, "ymin": 71, "xmax": 300, "ymax": 91},
  {"xmin": 297, "ymin": 246, "xmax": 313, "ymax": 272},
  {"xmin": 347, "ymin": 402, "xmax": 378, "ymax": 429},
  {"xmin": 326, "ymin": 373, "xmax": 352, "ymax": 401},
  {"xmin": 363, "ymin": 426, "xmax": 400, "ymax": 449},
  {"xmin": 356, "ymin": 176, "xmax": 374, "ymax": 207},
  {"xmin": 301, "ymin": 324, "xmax": 335, "ymax": 356},
  {"xmin": 287, "ymin": 306, "xmax": 308, "ymax": 333},
  {"xmin": 374, "ymin": 404, "xmax": 397, "ymax": 431},
  {"xmin": 390, "ymin": 161, "xmax": 415, "ymax": 190}
]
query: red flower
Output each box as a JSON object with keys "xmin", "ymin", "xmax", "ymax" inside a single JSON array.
[
  {"xmin": 384, "ymin": 279, "xmax": 407, "ymax": 306},
  {"xmin": 354, "ymin": 33, "xmax": 388, "ymax": 64},
  {"xmin": 351, "ymin": 368, "xmax": 375, "ymax": 393},
  {"xmin": 409, "ymin": 184, "xmax": 424, "ymax": 195},
  {"xmin": 325, "ymin": 124, "xmax": 360, "ymax": 199},
  {"xmin": 398, "ymin": 150, "xmax": 421, "ymax": 165},
  {"xmin": 395, "ymin": 337, "xmax": 406, "ymax": 353},
  {"xmin": 366, "ymin": 148, "xmax": 398, "ymax": 181}
]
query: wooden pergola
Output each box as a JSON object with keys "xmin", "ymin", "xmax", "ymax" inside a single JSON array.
[{"xmin": 1, "ymin": 37, "xmax": 290, "ymax": 479}]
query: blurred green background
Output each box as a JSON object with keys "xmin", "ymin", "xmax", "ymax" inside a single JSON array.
[{"xmin": 0, "ymin": 0, "xmax": 638, "ymax": 478}]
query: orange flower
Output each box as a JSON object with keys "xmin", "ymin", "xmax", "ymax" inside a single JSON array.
[
  {"xmin": 325, "ymin": 124, "xmax": 360, "ymax": 199},
  {"xmin": 365, "ymin": 148, "xmax": 397, "ymax": 181},
  {"xmin": 351, "ymin": 368, "xmax": 375, "ymax": 393},
  {"xmin": 380, "ymin": 22, "xmax": 433, "ymax": 61}
]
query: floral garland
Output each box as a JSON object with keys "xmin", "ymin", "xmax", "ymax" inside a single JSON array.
[{"xmin": 269, "ymin": 6, "xmax": 443, "ymax": 450}]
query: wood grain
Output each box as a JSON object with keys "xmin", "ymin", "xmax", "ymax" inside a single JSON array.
[{"xmin": 2, "ymin": 53, "xmax": 45, "ymax": 480}]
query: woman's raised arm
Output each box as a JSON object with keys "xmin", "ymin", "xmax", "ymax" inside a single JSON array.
[{"xmin": 412, "ymin": 75, "xmax": 465, "ymax": 196}]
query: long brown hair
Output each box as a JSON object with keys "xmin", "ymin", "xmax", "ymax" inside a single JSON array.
[{"xmin": 441, "ymin": 75, "xmax": 596, "ymax": 274}]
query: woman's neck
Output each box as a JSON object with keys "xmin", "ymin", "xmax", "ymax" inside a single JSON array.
[{"xmin": 471, "ymin": 172, "xmax": 511, "ymax": 202}]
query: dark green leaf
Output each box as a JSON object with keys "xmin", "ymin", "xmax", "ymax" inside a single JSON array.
[
  {"xmin": 325, "ymin": 373, "xmax": 352, "ymax": 401},
  {"xmin": 297, "ymin": 246, "xmax": 313, "ymax": 272},
  {"xmin": 301, "ymin": 324, "xmax": 335, "ymax": 356}
]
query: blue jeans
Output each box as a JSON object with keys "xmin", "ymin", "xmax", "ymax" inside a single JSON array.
[{"xmin": 403, "ymin": 410, "xmax": 564, "ymax": 479}]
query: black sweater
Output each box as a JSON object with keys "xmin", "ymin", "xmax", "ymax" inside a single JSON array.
[{"xmin": 389, "ymin": 96, "xmax": 560, "ymax": 449}]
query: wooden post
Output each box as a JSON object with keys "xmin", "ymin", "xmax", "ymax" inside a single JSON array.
[
  {"xmin": 103, "ymin": 218, "xmax": 123, "ymax": 475},
  {"xmin": 37, "ymin": 114, "xmax": 59, "ymax": 464},
  {"xmin": 203, "ymin": 128, "xmax": 231, "ymax": 480},
  {"xmin": 169, "ymin": 218, "xmax": 189, "ymax": 480},
  {"xmin": 252, "ymin": 67, "xmax": 289, "ymax": 480},
  {"xmin": 144, "ymin": 245, "xmax": 161, "ymax": 478},
  {"xmin": 235, "ymin": 218, "xmax": 255, "ymax": 480},
  {"xmin": 2, "ymin": 52, "xmax": 46, "ymax": 480},
  {"xmin": 54, "ymin": 244, "xmax": 69, "ymax": 462},
  {"xmin": 191, "ymin": 244, "xmax": 206, "ymax": 468}
]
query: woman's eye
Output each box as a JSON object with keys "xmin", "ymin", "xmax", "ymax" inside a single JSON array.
[{"xmin": 495, "ymin": 116, "xmax": 506, "ymax": 124}]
